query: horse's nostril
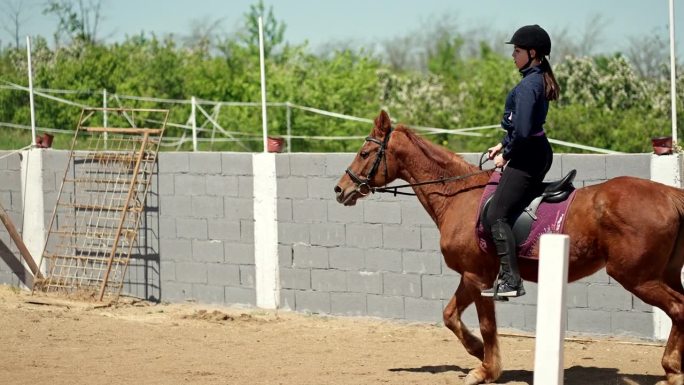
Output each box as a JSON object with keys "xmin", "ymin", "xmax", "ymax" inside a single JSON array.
[{"xmin": 334, "ymin": 185, "xmax": 342, "ymax": 193}]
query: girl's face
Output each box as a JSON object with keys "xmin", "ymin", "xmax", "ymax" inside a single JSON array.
[{"xmin": 512, "ymin": 46, "xmax": 534, "ymax": 69}]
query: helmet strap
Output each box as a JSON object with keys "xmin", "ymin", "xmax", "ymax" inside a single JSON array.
[{"xmin": 521, "ymin": 49, "xmax": 533, "ymax": 70}]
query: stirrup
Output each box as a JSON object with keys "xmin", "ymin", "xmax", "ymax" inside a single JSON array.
[
  {"xmin": 481, "ymin": 280, "xmax": 525, "ymax": 300},
  {"xmin": 495, "ymin": 281, "xmax": 526, "ymax": 297}
]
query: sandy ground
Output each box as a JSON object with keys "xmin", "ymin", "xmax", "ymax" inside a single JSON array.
[{"xmin": 0, "ymin": 285, "xmax": 668, "ymax": 385}]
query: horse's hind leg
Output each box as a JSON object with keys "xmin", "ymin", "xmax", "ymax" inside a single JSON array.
[
  {"xmin": 443, "ymin": 277, "xmax": 501, "ymax": 384},
  {"xmin": 658, "ymin": 325, "xmax": 684, "ymax": 385}
]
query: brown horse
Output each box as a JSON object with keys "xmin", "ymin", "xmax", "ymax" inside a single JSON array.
[{"xmin": 334, "ymin": 110, "xmax": 684, "ymax": 385}]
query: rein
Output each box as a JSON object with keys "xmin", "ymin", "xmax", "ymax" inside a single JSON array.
[
  {"xmin": 373, "ymin": 168, "xmax": 493, "ymax": 196},
  {"xmin": 347, "ymin": 131, "xmax": 495, "ymax": 196}
]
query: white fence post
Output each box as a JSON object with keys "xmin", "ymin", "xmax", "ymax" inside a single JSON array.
[
  {"xmin": 191, "ymin": 96, "xmax": 198, "ymax": 152},
  {"xmin": 651, "ymin": 153, "xmax": 682, "ymax": 339},
  {"xmin": 253, "ymin": 152, "xmax": 279, "ymax": 309},
  {"xmin": 533, "ymin": 234, "xmax": 570, "ymax": 385},
  {"xmin": 20, "ymin": 148, "xmax": 45, "ymax": 286}
]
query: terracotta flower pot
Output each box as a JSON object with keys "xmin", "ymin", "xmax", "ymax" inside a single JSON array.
[
  {"xmin": 42, "ymin": 133, "xmax": 54, "ymax": 148},
  {"xmin": 267, "ymin": 136, "xmax": 285, "ymax": 153},
  {"xmin": 652, "ymin": 136, "xmax": 673, "ymax": 155},
  {"xmin": 35, "ymin": 133, "xmax": 55, "ymax": 148}
]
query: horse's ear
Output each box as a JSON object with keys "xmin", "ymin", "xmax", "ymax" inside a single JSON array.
[{"xmin": 373, "ymin": 110, "xmax": 392, "ymax": 136}]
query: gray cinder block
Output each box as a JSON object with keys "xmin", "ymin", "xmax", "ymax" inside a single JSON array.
[
  {"xmin": 347, "ymin": 271, "xmax": 382, "ymax": 294},
  {"xmin": 192, "ymin": 283, "xmax": 225, "ymax": 304},
  {"xmin": 221, "ymin": 153, "xmax": 252, "ymax": 175},
  {"xmin": 310, "ymin": 223, "xmax": 345, "ymax": 246},
  {"xmin": 331, "ymin": 292, "xmax": 367, "ymax": 316},
  {"xmin": 290, "ymin": 154, "xmax": 326, "ymax": 176},
  {"xmin": 328, "ymin": 247, "xmax": 365, "ymax": 271},
  {"xmin": 345, "ymin": 223, "xmax": 382, "ymax": 249},
  {"xmin": 405, "ymin": 297, "xmax": 443, "ymax": 323},
  {"xmin": 192, "ymin": 239, "xmax": 224, "ymax": 263},
  {"xmin": 311, "ymin": 269, "xmax": 347, "ymax": 292},
  {"xmin": 292, "ymin": 244, "xmax": 328, "ymax": 269},
  {"xmin": 382, "ymin": 226, "xmax": 421, "ymax": 250},
  {"xmin": 225, "ymin": 286, "xmax": 256, "ymax": 305},
  {"xmin": 280, "ymin": 267, "xmax": 311, "ymax": 290},
  {"xmin": 295, "ymin": 290, "xmax": 331, "ymax": 313},
  {"xmin": 367, "ymin": 294, "xmax": 404, "ymax": 319},
  {"xmin": 189, "ymin": 153, "xmax": 222, "ymax": 174},
  {"xmin": 383, "ymin": 272, "xmax": 421, "ymax": 298}
]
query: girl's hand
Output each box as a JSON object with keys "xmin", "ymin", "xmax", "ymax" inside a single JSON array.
[
  {"xmin": 487, "ymin": 143, "xmax": 503, "ymax": 160},
  {"xmin": 494, "ymin": 154, "xmax": 508, "ymax": 168}
]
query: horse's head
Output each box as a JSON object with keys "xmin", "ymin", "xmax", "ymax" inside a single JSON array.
[{"xmin": 334, "ymin": 110, "xmax": 399, "ymax": 206}]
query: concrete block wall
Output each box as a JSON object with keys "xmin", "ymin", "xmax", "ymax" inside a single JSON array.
[
  {"xmin": 0, "ymin": 151, "xmax": 25, "ymax": 285},
  {"xmin": 0, "ymin": 150, "xmax": 658, "ymax": 338},
  {"xmin": 156, "ymin": 152, "xmax": 256, "ymax": 305}
]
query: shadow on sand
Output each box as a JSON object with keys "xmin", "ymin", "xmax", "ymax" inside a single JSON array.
[{"xmin": 389, "ymin": 364, "xmax": 662, "ymax": 384}]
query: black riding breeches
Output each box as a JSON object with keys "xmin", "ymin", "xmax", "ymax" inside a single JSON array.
[{"xmin": 485, "ymin": 136, "xmax": 552, "ymax": 227}]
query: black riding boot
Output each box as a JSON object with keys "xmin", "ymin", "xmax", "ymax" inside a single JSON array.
[{"xmin": 481, "ymin": 219, "xmax": 526, "ymax": 299}]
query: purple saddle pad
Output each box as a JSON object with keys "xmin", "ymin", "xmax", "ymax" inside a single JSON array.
[{"xmin": 475, "ymin": 172, "xmax": 577, "ymax": 260}]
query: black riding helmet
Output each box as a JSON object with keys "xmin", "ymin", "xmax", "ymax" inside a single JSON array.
[{"xmin": 506, "ymin": 24, "xmax": 551, "ymax": 57}]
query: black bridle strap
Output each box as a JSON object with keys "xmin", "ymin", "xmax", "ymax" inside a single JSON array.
[
  {"xmin": 345, "ymin": 128, "xmax": 393, "ymax": 189},
  {"xmin": 372, "ymin": 152, "xmax": 495, "ymax": 196},
  {"xmin": 372, "ymin": 169, "xmax": 492, "ymax": 196},
  {"xmin": 347, "ymin": 132, "xmax": 495, "ymax": 197}
]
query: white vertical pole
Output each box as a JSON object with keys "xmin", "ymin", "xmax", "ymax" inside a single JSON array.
[
  {"xmin": 103, "ymin": 89, "xmax": 108, "ymax": 149},
  {"xmin": 533, "ymin": 234, "xmax": 570, "ymax": 385},
  {"xmin": 286, "ymin": 102, "xmax": 292, "ymax": 153},
  {"xmin": 26, "ymin": 36, "xmax": 37, "ymax": 147},
  {"xmin": 253, "ymin": 16, "xmax": 279, "ymax": 309},
  {"xmin": 258, "ymin": 16, "xmax": 269, "ymax": 152},
  {"xmin": 191, "ymin": 96, "xmax": 198, "ymax": 152},
  {"xmin": 670, "ymin": 0, "xmax": 678, "ymax": 144}
]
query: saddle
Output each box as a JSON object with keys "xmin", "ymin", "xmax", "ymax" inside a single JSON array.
[{"xmin": 479, "ymin": 169, "xmax": 577, "ymax": 250}]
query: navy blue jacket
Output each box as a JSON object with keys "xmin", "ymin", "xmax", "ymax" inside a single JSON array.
[{"xmin": 500, "ymin": 65, "xmax": 548, "ymax": 161}]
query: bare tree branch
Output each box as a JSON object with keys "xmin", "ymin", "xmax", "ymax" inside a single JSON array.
[
  {"xmin": 43, "ymin": 0, "xmax": 104, "ymax": 45},
  {"xmin": 1, "ymin": 0, "xmax": 32, "ymax": 49},
  {"xmin": 625, "ymin": 32, "xmax": 669, "ymax": 79},
  {"xmin": 183, "ymin": 16, "xmax": 226, "ymax": 53}
]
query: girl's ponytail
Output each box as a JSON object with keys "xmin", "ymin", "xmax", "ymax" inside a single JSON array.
[{"xmin": 540, "ymin": 58, "xmax": 560, "ymax": 101}]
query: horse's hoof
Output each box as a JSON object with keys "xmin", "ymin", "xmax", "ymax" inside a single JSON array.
[{"xmin": 464, "ymin": 371, "xmax": 484, "ymax": 385}]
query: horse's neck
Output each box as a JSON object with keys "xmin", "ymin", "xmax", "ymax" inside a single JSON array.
[{"xmin": 393, "ymin": 132, "xmax": 483, "ymax": 227}]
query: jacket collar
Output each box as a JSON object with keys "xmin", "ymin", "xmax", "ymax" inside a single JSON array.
[{"xmin": 520, "ymin": 64, "xmax": 543, "ymax": 77}]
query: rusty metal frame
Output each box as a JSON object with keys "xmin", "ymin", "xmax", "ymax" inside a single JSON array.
[{"xmin": 35, "ymin": 107, "xmax": 168, "ymax": 302}]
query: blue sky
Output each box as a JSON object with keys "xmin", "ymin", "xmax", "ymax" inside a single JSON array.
[{"xmin": 9, "ymin": 0, "xmax": 684, "ymax": 55}]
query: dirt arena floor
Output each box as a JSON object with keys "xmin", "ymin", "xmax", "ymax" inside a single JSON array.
[{"xmin": 0, "ymin": 285, "xmax": 668, "ymax": 385}]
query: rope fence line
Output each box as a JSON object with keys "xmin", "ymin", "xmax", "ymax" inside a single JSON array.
[
  {"xmin": 0, "ymin": 144, "xmax": 32, "ymax": 160},
  {"xmin": 0, "ymin": 80, "xmax": 622, "ymax": 154}
]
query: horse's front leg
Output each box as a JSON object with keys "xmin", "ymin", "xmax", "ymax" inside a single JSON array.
[{"xmin": 443, "ymin": 274, "xmax": 502, "ymax": 384}]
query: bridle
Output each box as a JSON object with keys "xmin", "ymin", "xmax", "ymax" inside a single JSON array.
[
  {"xmin": 345, "ymin": 126, "xmax": 494, "ymax": 197},
  {"xmin": 345, "ymin": 127, "xmax": 394, "ymax": 196}
]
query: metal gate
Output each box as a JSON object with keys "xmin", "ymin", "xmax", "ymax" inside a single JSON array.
[{"xmin": 35, "ymin": 108, "xmax": 167, "ymax": 301}]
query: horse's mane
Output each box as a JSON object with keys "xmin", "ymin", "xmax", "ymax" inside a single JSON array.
[{"xmin": 394, "ymin": 125, "xmax": 477, "ymax": 173}]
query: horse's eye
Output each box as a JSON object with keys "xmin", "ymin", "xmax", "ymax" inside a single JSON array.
[{"xmin": 360, "ymin": 151, "xmax": 369, "ymax": 159}]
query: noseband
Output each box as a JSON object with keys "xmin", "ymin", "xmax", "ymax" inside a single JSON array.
[{"xmin": 345, "ymin": 127, "xmax": 393, "ymax": 196}]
